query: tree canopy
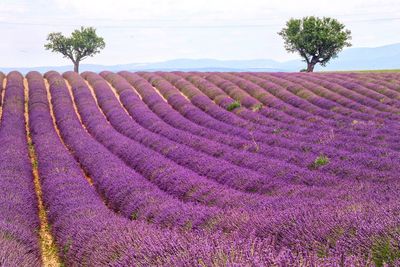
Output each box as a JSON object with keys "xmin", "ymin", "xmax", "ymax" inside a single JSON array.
[
  {"xmin": 279, "ymin": 16, "xmax": 352, "ymax": 72},
  {"xmin": 44, "ymin": 26, "xmax": 105, "ymax": 73}
]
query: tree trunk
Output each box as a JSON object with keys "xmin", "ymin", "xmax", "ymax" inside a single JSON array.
[
  {"xmin": 74, "ymin": 61, "xmax": 79, "ymax": 73},
  {"xmin": 306, "ymin": 62, "xmax": 315, "ymax": 72}
]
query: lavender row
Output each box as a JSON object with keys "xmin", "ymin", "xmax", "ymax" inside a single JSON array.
[
  {"xmin": 99, "ymin": 71, "xmax": 260, "ymax": 160},
  {"xmin": 287, "ymin": 73, "xmax": 400, "ymax": 148},
  {"xmin": 31, "ymin": 71, "xmax": 289, "ymax": 266},
  {"xmin": 218, "ymin": 71, "xmax": 399, "ymax": 148},
  {"xmin": 329, "ymin": 73, "xmax": 400, "ymax": 106},
  {"xmin": 219, "ymin": 72, "xmax": 330, "ymax": 125},
  {"xmin": 96, "ymin": 73, "xmax": 396, "ymax": 266},
  {"xmin": 140, "ymin": 72, "xmax": 259, "ymax": 140},
  {"xmin": 104, "ymin": 72, "xmax": 367, "ymax": 193},
  {"xmin": 204, "ymin": 72, "xmax": 357, "ymax": 138},
  {"xmin": 265, "ymin": 72, "xmax": 383, "ymax": 124},
  {"xmin": 204, "ymin": 72, "xmax": 322, "ymax": 134},
  {"xmin": 104, "ymin": 71, "xmax": 400, "ymax": 262},
  {"xmin": 252, "ymin": 72, "xmax": 400, "ymax": 149},
  {"xmin": 238, "ymin": 72, "xmax": 400, "ymax": 141},
  {"xmin": 180, "ymin": 71, "xmax": 387, "ymax": 150},
  {"xmin": 141, "ymin": 71, "xmax": 315, "ymax": 146},
  {"xmin": 188, "ymin": 71, "xmax": 396, "ymax": 156},
  {"xmin": 117, "ymin": 71, "xmax": 263, "ymax": 151},
  {"xmin": 63, "ymin": 73, "xmax": 392, "ymax": 264},
  {"xmin": 45, "ymin": 74, "xmax": 356, "ymax": 253},
  {"xmin": 255, "ymin": 72, "xmax": 377, "ymax": 122},
  {"xmin": 205, "ymin": 71, "xmax": 371, "ymax": 140},
  {"xmin": 116, "ymin": 71, "xmax": 358, "ymax": 182},
  {"xmin": 43, "ymin": 71, "xmax": 231, "ymax": 231},
  {"xmin": 322, "ymin": 73, "xmax": 400, "ymax": 134},
  {"xmin": 142, "ymin": 71, "xmax": 318, "ymax": 145},
  {"xmin": 182, "ymin": 72, "xmax": 400, "ymax": 175},
  {"xmin": 219, "ymin": 72, "xmax": 400, "ymax": 153},
  {"xmin": 315, "ymin": 73, "xmax": 400, "ymax": 111},
  {"xmin": 63, "ymin": 71, "xmax": 276, "ymax": 212},
  {"xmin": 83, "ymin": 71, "xmax": 342, "ymax": 192},
  {"xmin": 84, "ymin": 72, "xmax": 388, "ymax": 251},
  {"xmin": 242, "ymin": 73, "xmax": 357, "ymax": 124},
  {"xmin": 64, "ymin": 72, "xmax": 400, "ymax": 262},
  {"xmin": 166, "ymin": 71, "xmax": 316, "ymax": 138},
  {"xmin": 34, "ymin": 71, "xmax": 400, "ymax": 265},
  {"xmin": 240, "ymin": 71, "xmax": 400, "ymax": 140},
  {"xmin": 119, "ymin": 70, "xmax": 336, "ymax": 166},
  {"xmin": 353, "ymin": 73, "xmax": 400, "ymax": 95},
  {"xmin": 192, "ymin": 71, "xmax": 383, "ymax": 148},
  {"xmin": 0, "ymin": 72, "xmax": 41, "ymax": 266},
  {"xmin": 98, "ymin": 71, "xmax": 392, "ymax": 240},
  {"xmin": 81, "ymin": 71, "xmax": 298, "ymax": 193},
  {"xmin": 250, "ymin": 72, "xmax": 390, "ymax": 122},
  {"xmin": 222, "ymin": 72, "xmax": 380, "ymax": 133},
  {"xmin": 295, "ymin": 73, "xmax": 400, "ymax": 119},
  {"xmin": 139, "ymin": 72, "xmax": 400, "ymax": 176},
  {"xmin": 291, "ymin": 73, "xmax": 400, "ymax": 139}
]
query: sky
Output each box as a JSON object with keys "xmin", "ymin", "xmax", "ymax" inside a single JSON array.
[{"xmin": 0, "ymin": 0, "xmax": 399, "ymax": 67}]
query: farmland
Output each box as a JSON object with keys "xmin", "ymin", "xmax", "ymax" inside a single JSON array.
[{"xmin": 1, "ymin": 71, "xmax": 400, "ymax": 266}]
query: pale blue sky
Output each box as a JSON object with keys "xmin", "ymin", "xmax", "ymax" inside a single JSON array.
[{"xmin": 0, "ymin": 0, "xmax": 399, "ymax": 67}]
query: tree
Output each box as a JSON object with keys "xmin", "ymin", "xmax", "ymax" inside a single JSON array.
[
  {"xmin": 278, "ymin": 16, "xmax": 351, "ymax": 72},
  {"xmin": 45, "ymin": 26, "xmax": 105, "ymax": 73}
]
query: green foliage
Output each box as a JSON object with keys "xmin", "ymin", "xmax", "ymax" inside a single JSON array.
[
  {"xmin": 131, "ymin": 211, "xmax": 139, "ymax": 220},
  {"xmin": 372, "ymin": 237, "xmax": 400, "ymax": 267},
  {"xmin": 278, "ymin": 16, "xmax": 351, "ymax": 72},
  {"xmin": 63, "ymin": 238, "xmax": 73, "ymax": 255},
  {"xmin": 45, "ymin": 26, "xmax": 105, "ymax": 72},
  {"xmin": 227, "ymin": 101, "xmax": 241, "ymax": 111},
  {"xmin": 316, "ymin": 243, "xmax": 328, "ymax": 258},
  {"xmin": 310, "ymin": 155, "xmax": 330, "ymax": 169}
]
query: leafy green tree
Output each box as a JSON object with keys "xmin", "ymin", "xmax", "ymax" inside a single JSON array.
[
  {"xmin": 279, "ymin": 16, "xmax": 351, "ymax": 72},
  {"xmin": 45, "ymin": 26, "xmax": 105, "ymax": 73}
]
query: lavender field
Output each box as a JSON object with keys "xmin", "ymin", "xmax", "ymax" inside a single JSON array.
[{"xmin": 1, "ymin": 70, "xmax": 400, "ymax": 266}]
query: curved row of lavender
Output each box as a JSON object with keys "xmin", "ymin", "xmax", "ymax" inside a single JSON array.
[
  {"xmin": 67, "ymin": 71, "xmax": 368, "ymax": 243},
  {"xmin": 0, "ymin": 70, "xmax": 398, "ymax": 265},
  {"xmin": 0, "ymin": 72, "xmax": 41, "ymax": 266},
  {"xmin": 30, "ymin": 70, "xmax": 312, "ymax": 266},
  {"xmin": 56, "ymin": 71, "xmax": 393, "ymax": 265},
  {"xmin": 210, "ymin": 72, "xmax": 400, "ymax": 146},
  {"xmin": 46, "ymin": 71, "xmax": 228, "ymax": 229},
  {"xmin": 141, "ymin": 72, "xmax": 398, "ymax": 181},
  {"xmin": 102, "ymin": 71, "xmax": 399, "ymax": 266},
  {"xmin": 117, "ymin": 71, "xmax": 398, "ymax": 192}
]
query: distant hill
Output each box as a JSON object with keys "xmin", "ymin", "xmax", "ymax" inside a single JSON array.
[
  {"xmin": 315, "ymin": 43, "xmax": 400, "ymax": 71},
  {"xmin": 2, "ymin": 43, "xmax": 400, "ymax": 74}
]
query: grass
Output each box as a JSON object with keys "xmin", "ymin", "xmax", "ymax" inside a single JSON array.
[
  {"xmin": 372, "ymin": 237, "xmax": 400, "ymax": 267},
  {"xmin": 131, "ymin": 211, "xmax": 139, "ymax": 220},
  {"xmin": 309, "ymin": 155, "xmax": 330, "ymax": 169},
  {"xmin": 227, "ymin": 101, "xmax": 241, "ymax": 111}
]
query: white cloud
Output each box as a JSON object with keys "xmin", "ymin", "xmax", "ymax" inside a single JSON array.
[{"xmin": 0, "ymin": 0, "xmax": 399, "ymax": 67}]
